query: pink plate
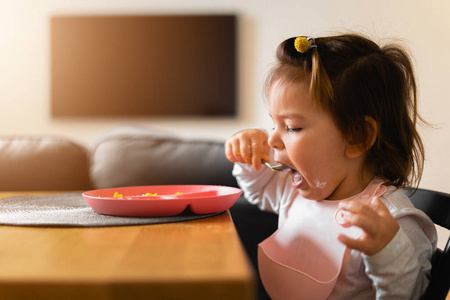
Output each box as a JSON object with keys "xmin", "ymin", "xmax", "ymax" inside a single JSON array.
[{"xmin": 82, "ymin": 185, "xmax": 242, "ymax": 217}]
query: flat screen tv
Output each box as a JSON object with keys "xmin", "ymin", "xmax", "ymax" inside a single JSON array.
[{"xmin": 51, "ymin": 15, "xmax": 236, "ymax": 117}]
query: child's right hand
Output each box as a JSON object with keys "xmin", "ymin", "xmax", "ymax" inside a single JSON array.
[{"xmin": 225, "ymin": 129, "xmax": 271, "ymax": 171}]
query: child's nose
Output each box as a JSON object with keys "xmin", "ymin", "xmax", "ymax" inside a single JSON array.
[{"xmin": 268, "ymin": 131, "xmax": 284, "ymax": 150}]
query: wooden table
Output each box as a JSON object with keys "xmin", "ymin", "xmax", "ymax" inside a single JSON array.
[{"xmin": 0, "ymin": 192, "xmax": 255, "ymax": 300}]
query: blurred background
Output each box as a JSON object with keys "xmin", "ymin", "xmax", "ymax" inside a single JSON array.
[{"xmin": 0, "ymin": 0, "xmax": 449, "ymax": 193}]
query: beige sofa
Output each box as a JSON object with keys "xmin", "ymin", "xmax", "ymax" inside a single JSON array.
[{"xmin": 0, "ymin": 125, "xmax": 236, "ymax": 191}]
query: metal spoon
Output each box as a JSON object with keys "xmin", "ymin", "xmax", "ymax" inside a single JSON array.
[{"xmin": 262, "ymin": 160, "xmax": 291, "ymax": 172}]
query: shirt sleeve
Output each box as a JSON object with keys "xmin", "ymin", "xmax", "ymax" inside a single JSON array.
[
  {"xmin": 362, "ymin": 214, "xmax": 436, "ymax": 300},
  {"xmin": 232, "ymin": 162, "xmax": 296, "ymax": 216}
]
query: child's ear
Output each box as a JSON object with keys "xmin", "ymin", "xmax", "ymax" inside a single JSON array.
[
  {"xmin": 364, "ymin": 116, "xmax": 378, "ymax": 149},
  {"xmin": 345, "ymin": 116, "xmax": 378, "ymax": 159}
]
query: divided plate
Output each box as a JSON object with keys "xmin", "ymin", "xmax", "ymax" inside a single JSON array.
[{"xmin": 82, "ymin": 185, "xmax": 242, "ymax": 217}]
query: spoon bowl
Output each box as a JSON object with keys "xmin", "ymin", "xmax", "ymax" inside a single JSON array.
[{"xmin": 262, "ymin": 160, "xmax": 291, "ymax": 172}]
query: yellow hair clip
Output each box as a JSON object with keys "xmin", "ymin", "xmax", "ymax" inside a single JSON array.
[{"xmin": 294, "ymin": 37, "xmax": 317, "ymax": 53}]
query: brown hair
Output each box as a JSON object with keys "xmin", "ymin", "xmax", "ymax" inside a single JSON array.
[{"xmin": 265, "ymin": 34, "xmax": 425, "ymax": 188}]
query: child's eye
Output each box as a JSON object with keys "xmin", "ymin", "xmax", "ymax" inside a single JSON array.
[{"xmin": 286, "ymin": 127, "xmax": 302, "ymax": 133}]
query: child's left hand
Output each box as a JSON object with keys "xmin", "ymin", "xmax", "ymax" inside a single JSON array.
[{"xmin": 337, "ymin": 196, "xmax": 400, "ymax": 256}]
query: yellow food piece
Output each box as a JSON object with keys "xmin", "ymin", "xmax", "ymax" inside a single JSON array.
[
  {"xmin": 174, "ymin": 192, "xmax": 184, "ymax": 195},
  {"xmin": 113, "ymin": 192, "xmax": 123, "ymax": 197},
  {"xmin": 142, "ymin": 193, "xmax": 158, "ymax": 196}
]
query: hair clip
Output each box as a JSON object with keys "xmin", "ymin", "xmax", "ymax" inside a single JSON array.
[{"xmin": 294, "ymin": 37, "xmax": 317, "ymax": 53}]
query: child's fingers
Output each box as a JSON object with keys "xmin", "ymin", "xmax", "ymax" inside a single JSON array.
[
  {"xmin": 239, "ymin": 138, "xmax": 253, "ymax": 165},
  {"xmin": 237, "ymin": 132, "xmax": 268, "ymax": 171},
  {"xmin": 340, "ymin": 215, "xmax": 377, "ymax": 237},
  {"xmin": 338, "ymin": 200, "xmax": 378, "ymax": 221},
  {"xmin": 251, "ymin": 133, "xmax": 272, "ymax": 171},
  {"xmin": 225, "ymin": 138, "xmax": 245, "ymax": 163},
  {"xmin": 337, "ymin": 233, "xmax": 371, "ymax": 254},
  {"xmin": 225, "ymin": 129, "xmax": 269, "ymax": 170},
  {"xmin": 338, "ymin": 196, "xmax": 399, "ymax": 255},
  {"xmin": 338, "ymin": 201, "xmax": 378, "ymax": 236},
  {"xmin": 226, "ymin": 139, "xmax": 239, "ymax": 163},
  {"xmin": 225, "ymin": 140, "xmax": 239, "ymax": 163},
  {"xmin": 261, "ymin": 142, "xmax": 271, "ymax": 162},
  {"xmin": 250, "ymin": 140, "xmax": 266, "ymax": 171},
  {"xmin": 370, "ymin": 196, "xmax": 392, "ymax": 217}
]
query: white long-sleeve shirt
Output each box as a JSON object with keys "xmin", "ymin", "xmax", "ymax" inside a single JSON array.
[{"xmin": 233, "ymin": 163, "xmax": 437, "ymax": 300}]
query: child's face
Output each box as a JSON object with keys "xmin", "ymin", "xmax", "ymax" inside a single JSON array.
[{"xmin": 268, "ymin": 80, "xmax": 365, "ymax": 200}]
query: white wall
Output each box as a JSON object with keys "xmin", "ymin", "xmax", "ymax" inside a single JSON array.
[{"xmin": 1, "ymin": 0, "xmax": 449, "ymax": 193}]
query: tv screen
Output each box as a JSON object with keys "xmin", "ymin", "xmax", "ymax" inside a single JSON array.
[{"xmin": 51, "ymin": 15, "xmax": 236, "ymax": 117}]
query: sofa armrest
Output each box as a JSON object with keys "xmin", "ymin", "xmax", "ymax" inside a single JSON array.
[{"xmin": 0, "ymin": 136, "xmax": 91, "ymax": 191}]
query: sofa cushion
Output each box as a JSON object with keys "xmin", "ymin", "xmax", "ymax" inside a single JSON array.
[
  {"xmin": 0, "ymin": 136, "xmax": 91, "ymax": 191},
  {"xmin": 90, "ymin": 126, "xmax": 237, "ymax": 189}
]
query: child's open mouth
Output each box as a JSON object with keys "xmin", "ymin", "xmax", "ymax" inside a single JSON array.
[{"xmin": 274, "ymin": 160, "xmax": 303, "ymax": 188}]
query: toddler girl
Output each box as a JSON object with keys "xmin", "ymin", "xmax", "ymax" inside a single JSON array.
[{"xmin": 225, "ymin": 34, "xmax": 437, "ymax": 299}]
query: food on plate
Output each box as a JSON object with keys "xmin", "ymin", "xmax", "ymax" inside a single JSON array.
[{"xmin": 110, "ymin": 192, "xmax": 184, "ymax": 198}]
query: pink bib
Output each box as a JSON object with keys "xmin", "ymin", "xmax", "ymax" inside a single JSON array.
[{"xmin": 258, "ymin": 179, "xmax": 386, "ymax": 300}]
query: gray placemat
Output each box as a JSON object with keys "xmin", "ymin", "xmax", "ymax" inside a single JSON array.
[{"xmin": 0, "ymin": 192, "xmax": 223, "ymax": 227}]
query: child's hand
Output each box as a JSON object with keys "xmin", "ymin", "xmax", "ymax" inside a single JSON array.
[
  {"xmin": 225, "ymin": 129, "xmax": 270, "ymax": 171},
  {"xmin": 337, "ymin": 196, "xmax": 400, "ymax": 256}
]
